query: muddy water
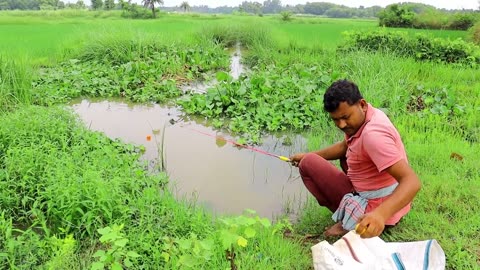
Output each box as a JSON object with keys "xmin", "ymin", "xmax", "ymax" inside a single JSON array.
[
  {"xmin": 181, "ymin": 43, "xmax": 245, "ymax": 94},
  {"xmin": 72, "ymin": 100, "xmax": 308, "ymax": 219},
  {"xmin": 229, "ymin": 42, "xmax": 244, "ymax": 79}
]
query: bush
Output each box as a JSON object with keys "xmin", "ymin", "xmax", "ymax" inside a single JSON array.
[
  {"xmin": 468, "ymin": 21, "xmax": 480, "ymax": 45},
  {"xmin": 378, "ymin": 4, "xmax": 415, "ymax": 28},
  {"xmin": 447, "ymin": 13, "xmax": 477, "ymax": 30},
  {"xmin": 341, "ymin": 30, "xmax": 480, "ymax": 67},
  {"xmin": 411, "ymin": 10, "xmax": 446, "ymax": 29},
  {"xmin": 341, "ymin": 30, "xmax": 414, "ymax": 56},
  {"xmin": 280, "ymin": 11, "xmax": 292, "ymax": 21},
  {"xmin": 381, "ymin": 7, "xmax": 479, "ymax": 31},
  {"xmin": 120, "ymin": 2, "xmax": 154, "ymax": 19}
]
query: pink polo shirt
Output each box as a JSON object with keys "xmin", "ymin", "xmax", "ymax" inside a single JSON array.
[{"xmin": 345, "ymin": 103, "xmax": 411, "ymax": 225}]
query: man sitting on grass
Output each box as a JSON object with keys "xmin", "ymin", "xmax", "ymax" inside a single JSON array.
[{"xmin": 290, "ymin": 79, "xmax": 421, "ymax": 238}]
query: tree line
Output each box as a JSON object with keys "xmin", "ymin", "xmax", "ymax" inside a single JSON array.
[
  {"xmin": 1, "ymin": 0, "xmax": 479, "ymax": 21},
  {"xmin": 0, "ymin": 0, "xmax": 86, "ymax": 10}
]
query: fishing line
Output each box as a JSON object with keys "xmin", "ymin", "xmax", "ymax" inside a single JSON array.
[{"xmin": 185, "ymin": 127, "xmax": 291, "ymax": 162}]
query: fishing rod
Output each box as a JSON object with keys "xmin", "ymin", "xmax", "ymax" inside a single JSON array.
[{"xmin": 186, "ymin": 127, "xmax": 291, "ymax": 162}]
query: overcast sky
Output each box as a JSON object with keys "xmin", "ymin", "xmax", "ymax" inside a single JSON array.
[{"xmin": 162, "ymin": 0, "xmax": 479, "ymax": 10}]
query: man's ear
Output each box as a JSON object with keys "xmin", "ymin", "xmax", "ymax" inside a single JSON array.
[{"xmin": 359, "ymin": 99, "xmax": 367, "ymax": 112}]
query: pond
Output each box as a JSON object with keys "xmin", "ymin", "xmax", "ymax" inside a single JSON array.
[
  {"xmin": 72, "ymin": 100, "xmax": 308, "ymax": 220},
  {"xmin": 71, "ymin": 43, "xmax": 309, "ymax": 219}
]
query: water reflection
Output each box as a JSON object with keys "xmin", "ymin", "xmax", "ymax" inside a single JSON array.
[{"xmin": 72, "ymin": 99, "xmax": 307, "ymax": 219}]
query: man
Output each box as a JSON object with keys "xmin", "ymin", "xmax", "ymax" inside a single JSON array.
[{"xmin": 290, "ymin": 79, "xmax": 421, "ymax": 238}]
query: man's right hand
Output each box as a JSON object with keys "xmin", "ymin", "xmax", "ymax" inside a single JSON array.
[{"xmin": 289, "ymin": 153, "xmax": 306, "ymax": 167}]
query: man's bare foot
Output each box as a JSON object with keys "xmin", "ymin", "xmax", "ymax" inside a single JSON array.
[{"xmin": 323, "ymin": 222, "xmax": 348, "ymax": 237}]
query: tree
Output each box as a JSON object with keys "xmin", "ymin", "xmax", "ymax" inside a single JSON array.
[
  {"xmin": 104, "ymin": 0, "xmax": 114, "ymax": 10},
  {"xmin": 142, "ymin": 0, "xmax": 163, "ymax": 18},
  {"xmin": 325, "ymin": 7, "xmax": 352, "ymax": 18},
  {"xmin": 91, "ymin": 0, "xmax": 102, "ymax": 9},
  {"xmin": 378, "ymin": 4, "xmax": 415, "ymax": 27},
  {"xmin": 0, "ymin": 0, "xmax": 9, "ymax": 10},
  {"xmin": 38, "ymin": 0, "xmax": 60, "ymax": 10},
  {"xmin": 303, "ymin": 2, "xmax": 335, "ymax": 15},
  {"xmin": 239, "ymin": 1, "xmax": 262, "ymax": 14},
  {"xmin": 66, "ymin": 0, "xmax": 85, "ymax": 9},
  {"xmin": 179, "ymin": 1, "xmax": 189, "ymax": 12},
  {"xmin": 262, "ymin": 0, "xmax": 281, "ymax": 14},
  {"xmin": 76, "ymin": 0, "xmax": 85, "ymax": 8}
]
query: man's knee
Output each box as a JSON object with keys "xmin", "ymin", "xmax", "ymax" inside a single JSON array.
[{"xmin": 299, "ymin": 153, "xmax": 326, "ymax": 172}]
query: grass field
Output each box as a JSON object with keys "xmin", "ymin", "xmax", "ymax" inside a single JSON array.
[
  {"xmin": 0, "ymin": 11, "xmax": 468, "ymax": 59},
  {"xmin": 0, "ymin": 10, "xmax": 479, "ymax": 269}
]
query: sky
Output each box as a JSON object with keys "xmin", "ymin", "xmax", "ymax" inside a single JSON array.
[{"xmin": 162, "ymin": 0, "xmax": 479, "ymax": 10}]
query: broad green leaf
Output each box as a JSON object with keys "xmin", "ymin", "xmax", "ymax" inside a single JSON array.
[
  {"xmin": 244, "ymin": 227, "xmax": 256, "ymax": 238},
  {"xmin": 200, "ymin": 238, "xmax": 214, "ymax": 250},
  {"xmin": 93, "ymin": 250, "xmax": 105, "ymax": 257},
  {"xmin": 176, "ymin": 238, "xmax": 192, "ymax": 250},
  {"xmin": 179, "ymin": 254, "xmax": 197, "ymax": 267},
  {"xmin": 220, "ymin": 230, "xmax": 237, "ymax": 250},
  {"xmin": 114, "ymin": 238, "xmax": 128, "ymax": 247},
  {"xmin": 161, "ymin": 252, "xmax": 170, "ymax": 262},
  {"xmin": 124, "ymin": 258, "xmax": 133, "ymax": 268},
  {"xmin": 237, "ymin": 85, "xmax": 247, "ymax": 95},
  {"xmin": 99, "ymin": 232, "xmax": 116, "ymax": 243},
  {"xmin": 127, "ymin": 251, "xmax": 141, "ymax": 258},
  {"xmin": 90, "ymin": 262, "xmax": 104, "ymax": 270},
  {"xmin": 216, "ymin": 71, "xmax": 230, "ymax": 82},
  {"xmin": 237, "ymin": 236, "xmax": 248, "ymax": 247},
  {"xmin": 111, "ymin": 262, "xmax": 123, "ymax": 270},
  {"xmin": 97, "ymin": 227, "xmax": 112, "ymax": 235},
  {"xmin": 193, "ymin": 241, "xmax": 201, "ymax": 255},
  {"xmin": 259, "ymin": 218, "xmax": 271, "ymax": 228}
]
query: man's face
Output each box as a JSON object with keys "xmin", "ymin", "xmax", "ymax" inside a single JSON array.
[{"xmin": 329, "ymin": 100, "xmax": 367, "ymax": 136}]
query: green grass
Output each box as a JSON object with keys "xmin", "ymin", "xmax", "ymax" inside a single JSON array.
[
  {"xmin": 0, "ymin": 11, "xmax": 468, "ymax": 60},
  {"xmin": 0, "ymin": 11, "xmax": 479, "ymax": 269},
  {"xmin": 0, "ymin": 56, "xmax": 33, "ymax": 111},
  {"xmin": 269, "ymin": 17, "xmax": 379, "ymax": 48},
  {"xmin": 0, "ymin": 11, "xmax": 223, "ymax": 62}
]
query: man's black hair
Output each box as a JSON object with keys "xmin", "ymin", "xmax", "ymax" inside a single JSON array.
[{"xmin": 323, "ymin": 79, "xmax": 363, "ymax": 112}]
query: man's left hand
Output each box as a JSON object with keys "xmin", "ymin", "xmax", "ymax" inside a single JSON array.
[{"xmin": 355, "ymin": 211, "xmax": 386, "ymax": 238}]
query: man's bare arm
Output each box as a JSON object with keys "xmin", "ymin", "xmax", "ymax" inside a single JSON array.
[
  {"xmin": 355, "ymin": 159, "xmax": 421, "ymax": 238},
  {"xmin": 312, "ymin": 140, "xmax": 348, "ymax": 160},
  {"xmin": 290, "ymin": 140, "xmax": 347, "ymax": 165}
]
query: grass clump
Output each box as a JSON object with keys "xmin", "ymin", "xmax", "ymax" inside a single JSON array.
[
  {"xmin": 196, "ymin": 22, "xmax": 274, "ymax": 49},
  {"xmin": 0, "ymin": 56, "xmax": 32, "ymax": 111}
]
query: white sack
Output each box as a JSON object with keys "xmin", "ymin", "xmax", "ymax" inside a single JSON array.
[{"xmin": 312, "ymin": 231, "xmax": 445, "ymax": 270}]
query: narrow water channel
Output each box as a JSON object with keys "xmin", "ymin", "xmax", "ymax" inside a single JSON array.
[
  {"xmin": 229, "ymin": 42, "xmax": 244, "ymax": 79},
  {"xmin": 72, "ymin": 100, "xmax": 308, "ymax": 219}
]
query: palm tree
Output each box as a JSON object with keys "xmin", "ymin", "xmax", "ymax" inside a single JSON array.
[
  {"xmin": 142, "ymin": 0, "xmax": 163, "ymax": 18},
  {"xmin": 179, "ymin": 1, "xmax": 189, "ymax": 12}
]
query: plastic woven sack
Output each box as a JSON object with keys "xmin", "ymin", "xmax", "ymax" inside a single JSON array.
[{"xmin": 312, "ymin": 231, "xmax": 445, "ymax": 270}]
